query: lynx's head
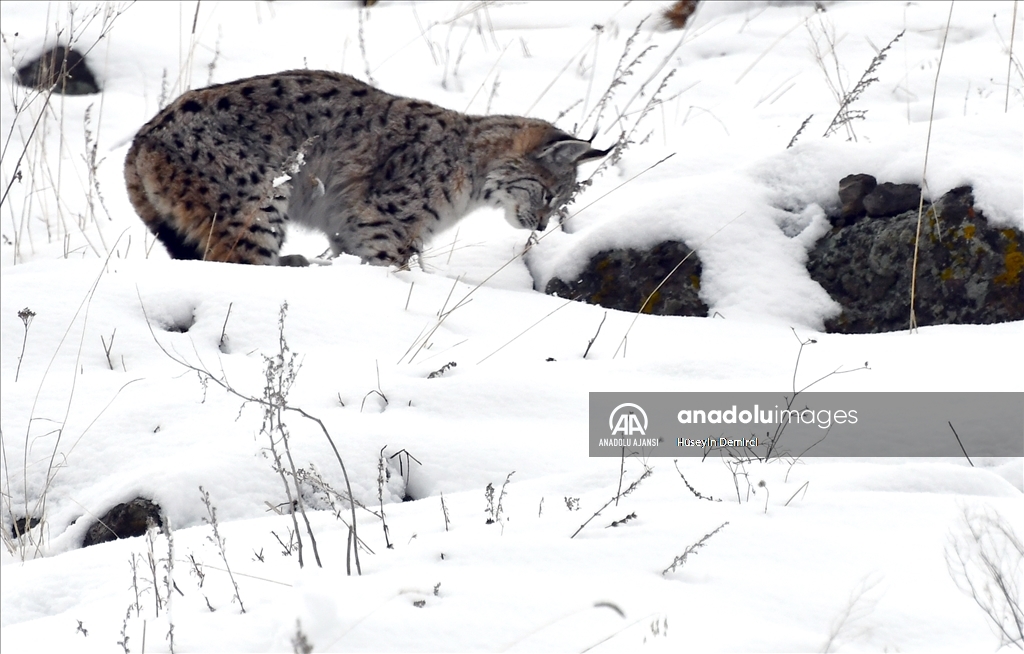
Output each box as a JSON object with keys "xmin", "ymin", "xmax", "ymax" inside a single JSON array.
[{"xmin": 480, "ymin": 123, "xmax": 608, "ymax": 232}]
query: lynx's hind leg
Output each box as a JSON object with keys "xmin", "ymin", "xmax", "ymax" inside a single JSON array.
[
  {"xmin": 125, "ymin": 143, "xmax": 202, "ymax": 260},
  {"xmin": 126, "ymin": 141, "xmax": 290, "ymax": 264}
]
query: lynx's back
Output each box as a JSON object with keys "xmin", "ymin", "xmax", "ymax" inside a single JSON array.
[{"xmin": 125, "ymin": 70, "xmax": 606, "ymax": 266}]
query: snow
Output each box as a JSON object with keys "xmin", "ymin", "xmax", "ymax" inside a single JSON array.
[{"xmin": 1, "ymin": 1, "xmax": 1022, "ymax": 652}]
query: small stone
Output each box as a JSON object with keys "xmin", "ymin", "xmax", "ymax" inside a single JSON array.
[
  {"xmin": 863, "ymin": 182, "xmax": 922, "ymax": 218},
  {"xmin": 836, "ymin": 174, "xmax": 877, "ymax": 226},
  {"xmin": 277, "ymin": 254, "xmax": 311, "ymax": 267}
]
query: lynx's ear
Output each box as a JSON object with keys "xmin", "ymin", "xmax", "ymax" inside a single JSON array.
[{"xmin": 536, "ymin": 137, "xmax": 610, "ymax": 165}]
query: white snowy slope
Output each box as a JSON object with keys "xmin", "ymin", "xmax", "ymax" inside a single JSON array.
[{"xmin": 1, "ymin": 2, "xmax": 1022, "ymax": 652}]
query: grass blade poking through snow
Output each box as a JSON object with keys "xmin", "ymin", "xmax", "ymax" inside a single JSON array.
[
  {"xmin": 7, "ymin": 232, "xmax": 130, "ymax": 559},
  {"xmin": 260, "ymin": 303, "xmax": 321, "ymax": 568},
  {"xmin": 1005, "ymin": 1, "xmax": 1020, "ymax": 112},
  {"xmin": 14, "ymin": 307, "xmax": 35, "ymax": 382},
  {"xmin": 138, "ymin": 291, "xmax": 362, "ymax": 574},
  {"xmin": 200, "ymin": 486, "xmax": 245, "ymax": 613},
  {"xmin": 662, "ymin": 521, "xmax": 729, "ymax": 575},
  {"xmin": 571, "ymin": 466, "xmax": 651, "ymax": 538},
  {"xmin": 945, "ymin": 506, "xmax": 1024, "ymax": 649},
  {"xmin": 820, "ymin": 30, "xmax": 905, "ymax": 139},
  {"xmin": 910, "ymin": 2, "xmax": 953, "ymax": 332}
]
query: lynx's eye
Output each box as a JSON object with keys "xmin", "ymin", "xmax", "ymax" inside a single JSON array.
[{"xmin": 542, "ymin": 189, "xmax": 554, "ymax": 207}]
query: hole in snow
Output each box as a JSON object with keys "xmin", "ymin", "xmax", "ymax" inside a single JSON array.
[{"xmin": 161, "ymin": 310, "xmax": 196, "ymax": 333}]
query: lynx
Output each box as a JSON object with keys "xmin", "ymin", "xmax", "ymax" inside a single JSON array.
[{"xmin": 124, "ymin": 70, "xmax": 607, "ymax": 266}]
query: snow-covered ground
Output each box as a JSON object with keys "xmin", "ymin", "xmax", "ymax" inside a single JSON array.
[{"xmin": 1, "ymin": 2, "xmax": 1022, "ymax": 652}]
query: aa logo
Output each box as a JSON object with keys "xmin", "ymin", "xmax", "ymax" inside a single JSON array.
[{"xmin": 609, "ymin": 403, "xmax": 648, "ymax": 436}]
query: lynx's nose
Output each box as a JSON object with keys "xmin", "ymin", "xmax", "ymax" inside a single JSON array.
[{"xmin": 535, "ymin": 211, "xmax": 551, "ymax": 232}]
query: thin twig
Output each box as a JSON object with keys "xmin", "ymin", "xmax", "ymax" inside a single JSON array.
[
  {"xmin": 138, "ymin": 291, "xmax": 361, "ymax": 575},
  {"xmin": 674, "ymin": 460, "xmax": 721, "ymax": 502},
  {"xmin": 613, "ymin": 211, "xmax": 743, "ymax": 358},
  {"xmin": 583, "ymin": 312, "xmax": 607, "ymax": 359},
  {"xmin": 571, "ymin": 467, "xmax": 651, "ymax": 538},
  {"xmin": 478, "ymin": 297, "xmax": 575, "ymax": 364},
  {"xmin": 19, "ymin": 232, "xmax": 128, "ymax": 558},
  {"xmin": 821, "ymin": 31, "xmax": 904, "ymax": 139},
  {"xmin": 662, "ymin": 521, "xmax": 729, "ymax": 575},
  {"xmin": 735, "ymin": 17, "xmax": 805, "ymax": 84},
  {"xmin": 15, "ymin": 308, "xmax": 35, "ymax": 382},
  {"xmin": 786, "ymin": 114, "xmax": 813, "ymax": 149},
  {"xmin": 784, "ymin": 481, "xmax": 810, "ymax": 507},
  {"xmin": 1007, "ymin": 1, "xmax": 1019, "ymax": 113},
  {"xmin": 218, "ymin": 302, "xmax": 232, "ymax": 351},
  {"xmin": 358, "ymin": 6, "xmax": 375, "ymax": 86},
  {"xmin": 525, "ymin": 37, "xmax": 596, "ymax": 116},
  {"xmin": 910, "ymin": 2, "xmax": 953, "ymax": 332},
  {"xmin": 948, "ymin": 421, "xmax": 974, "ymax": 467},
  {"xmin": 199, "ymin": 486, "xmax": 245, "ymax": 613},
  {"xmin": 101, "ymin": 329, "xmax": 116, "ymax": 370}
]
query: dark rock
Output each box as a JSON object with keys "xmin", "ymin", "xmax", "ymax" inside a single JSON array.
[
  {"xmin": 10, "ymin": 516, "xmax": 40, "ymax": 539},
  {"xmin": 929, "ymin": 184, "xmax": 973, "ymax": 223},
  {"xmin": 16, "ymin": 46, "xmax": 101, "ymax": 95},
  {"xmin": 545, "ymin": 240, "xmax": 708, "ymax": 317},
  {"xmin": 863, "ymin": 182, "xmax": 922, "ymax": 218},
  {"xmin": 836, "ymin": 173, "xmax": 877, "ymax": 226},
  {"xmin": 808, "ymin": 186, "xmax": 1024, "ymax": 333},
  {"xmin": 82, "ymin": 498, "xmax": 164, "ymax": 547}
]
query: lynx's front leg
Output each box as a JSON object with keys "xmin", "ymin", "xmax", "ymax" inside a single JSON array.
[
  {"xmin": 215, "ymin": 183, "xmax": 296, "ymax": 265},
  {"xmin": 328, "ymin": 198, "xmax": 427, "ymax": 266}
]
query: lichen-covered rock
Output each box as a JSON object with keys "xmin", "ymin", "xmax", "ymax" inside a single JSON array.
[
  {"xmin": 546, "ymin": 240, "xmax": 707, "ymax": 317},
  {"xmin": 16, "ymin": 46, "xmax": 101, "ymax": 95},
  {"xmin": 82, "ymin": 497, "xmax": 164, "ymax": 547},
  {"xmin": 808, "ymin": 185, "xmax": 1023, "ymax": 333}
]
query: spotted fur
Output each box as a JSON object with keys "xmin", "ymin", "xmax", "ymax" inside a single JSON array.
[{"xmin": 124, "ymin": 70, "xmax": 606, "ymax": 266}]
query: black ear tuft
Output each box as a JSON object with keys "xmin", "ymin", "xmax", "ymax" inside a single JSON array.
[
  {"xmin": 537, "ymin": 138, "xmax": 611, "ymax": 165},
  {"xmin": 575, "ymin": 145, "xmax": 611, "ymax": 163}
]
